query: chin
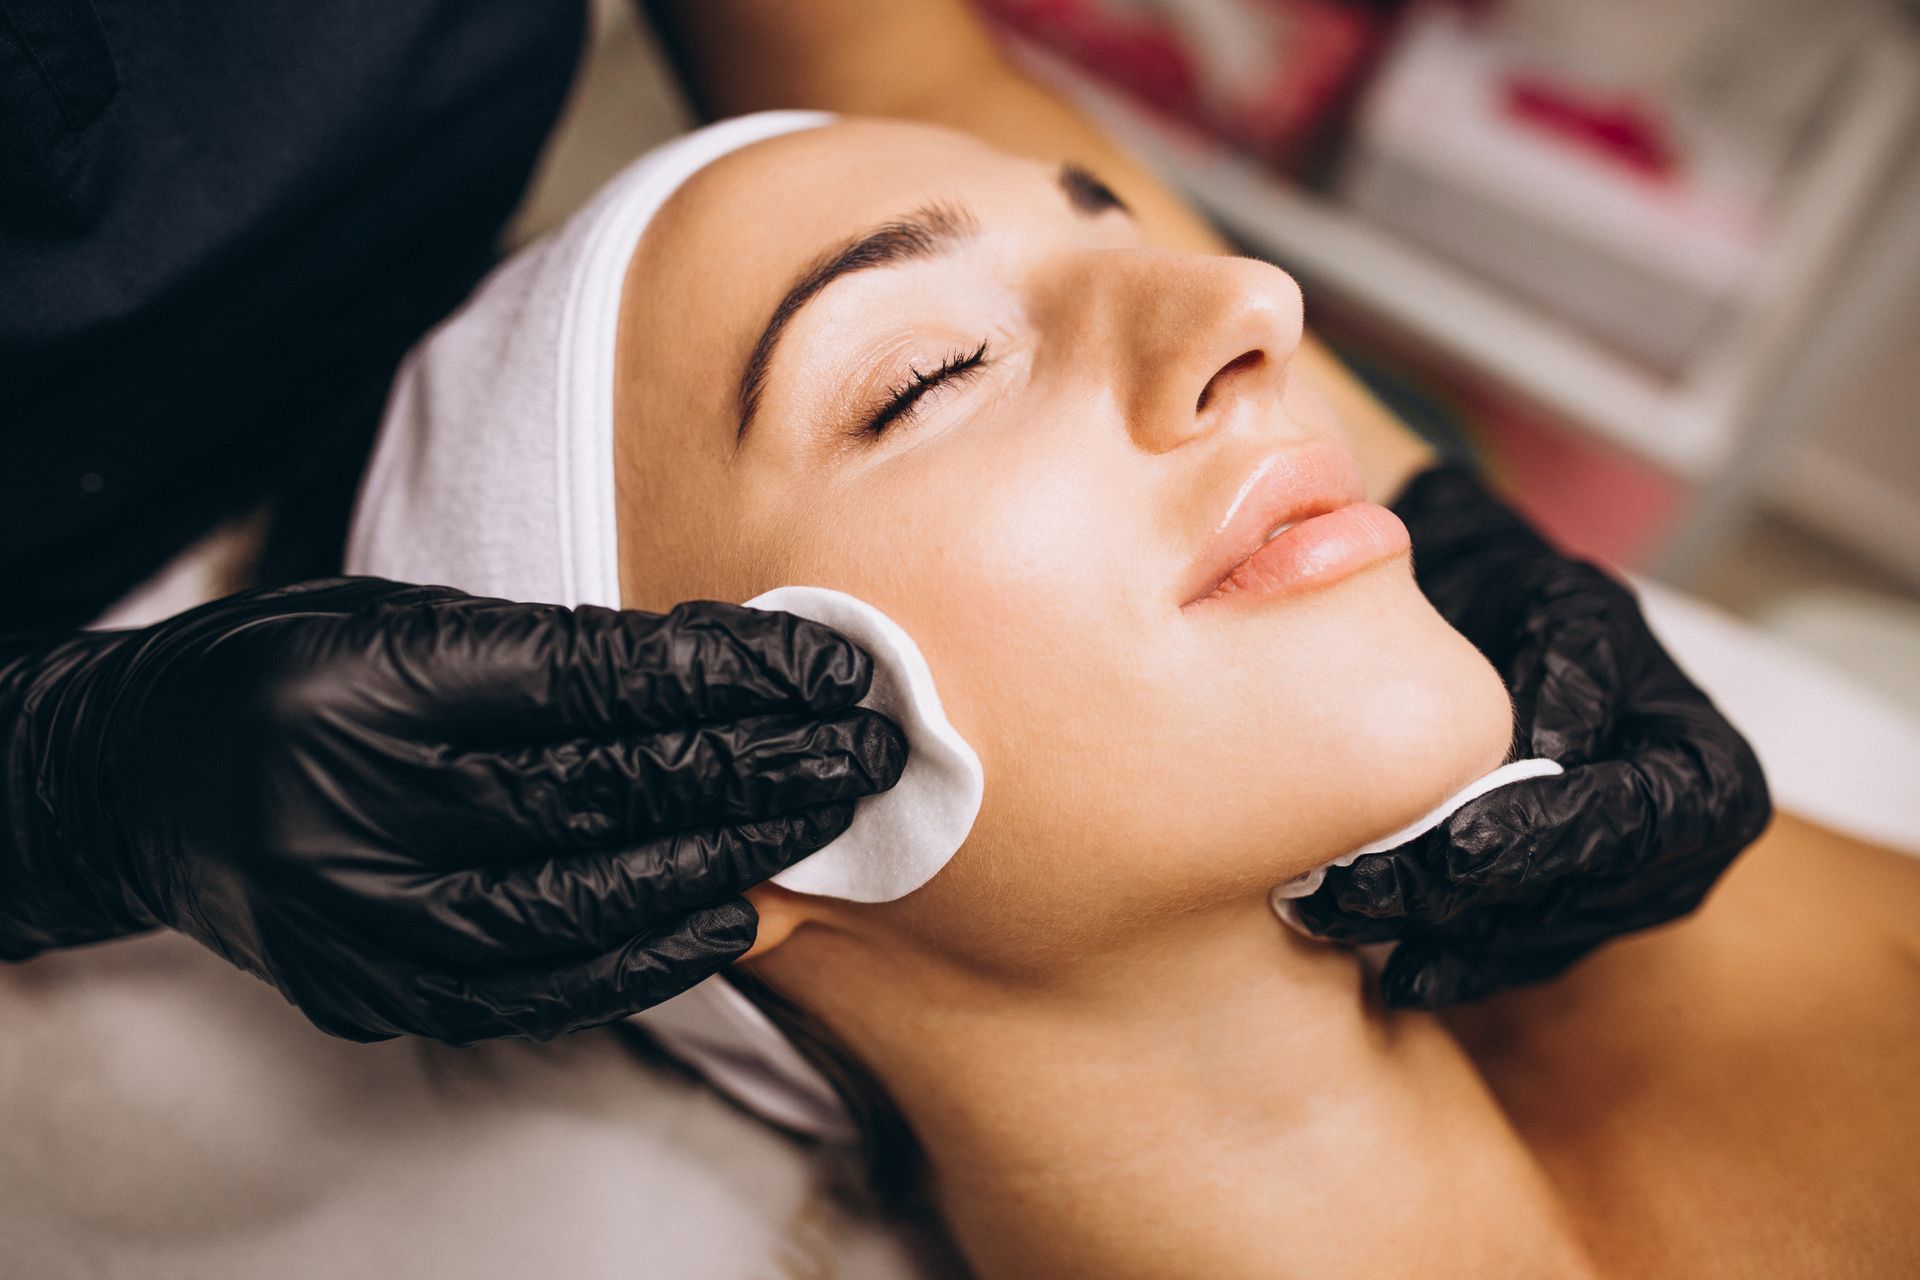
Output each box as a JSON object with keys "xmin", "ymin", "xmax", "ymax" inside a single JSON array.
[
  {"xmin": 1366, "ymin": 599, "xmax": 1513, "ymax": 800},
  {"xmin": 1296, "ymin": 563, "xmax": 1517, "ymax": 847}
]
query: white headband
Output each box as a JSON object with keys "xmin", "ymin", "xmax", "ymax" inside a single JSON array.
[{"xmin": 345, "ymin": 111, "xmax": 861, "ymax": 1143}]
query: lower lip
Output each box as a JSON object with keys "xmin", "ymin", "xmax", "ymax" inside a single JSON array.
[{"xmin": 1198, "ymin": 503, "xmax": 1410, "ymax": 605}]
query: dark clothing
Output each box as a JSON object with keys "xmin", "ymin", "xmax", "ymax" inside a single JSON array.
[{"xmin": 1, "ymin": 0, "xmax": 587, "ymax": 628}]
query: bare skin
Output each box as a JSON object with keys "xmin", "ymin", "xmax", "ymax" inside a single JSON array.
[
  {"xmin": 746, "ymin": 814, "xmax": 1919, "ymax": 1280},
  {"xmin": 1454, "ymin": 813, "xmax": 1920, "ymax": 1278}
]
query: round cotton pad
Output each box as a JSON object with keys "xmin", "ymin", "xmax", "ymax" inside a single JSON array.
[{"xmin": 745, "ymin": 586, "xmax": 985, "ymax": 903}]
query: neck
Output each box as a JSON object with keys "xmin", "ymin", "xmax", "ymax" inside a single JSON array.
[{"xmin": 803, "ymin": 897, "xmax": 1593, "ymax": 1279}]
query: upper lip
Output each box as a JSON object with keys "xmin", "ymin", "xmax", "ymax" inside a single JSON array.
[{"xmin": 1179, "ymin": 440, "xmax": 1366, "ymax": 605}]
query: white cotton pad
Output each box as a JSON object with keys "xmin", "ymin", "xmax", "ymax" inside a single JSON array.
[
  {"xmin": 1269, "ymin": 757, "xmax": 1565, "ymax": 933},
  {"xmin": 744, "ymin": 586, "xmax": 985, "ymax": 903}
]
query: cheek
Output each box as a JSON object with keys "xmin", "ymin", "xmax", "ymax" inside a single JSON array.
[
  {"xmin": 740, "ymin": 429, "xmax": 1514, "ymax": 978},
  {"xmin": 753, "ymin": 413, "xmax": 1152, "ymax": 778},
  {"xmin": 736, "ymin": 420, "xmax": 1175, "ymax": 962},
  {"xmin": 1279, "ymin": 362, "xmax": 1349, "ymax": 449}
]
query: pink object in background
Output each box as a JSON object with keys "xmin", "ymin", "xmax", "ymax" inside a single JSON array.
[
  {"xmin": 1503, "ymin": 75, "xmax": 1678, "ymax": 180},
  {"xmin": 974, "ymin": 0, "xmax": 1391, "ymax": 175},
  {"xmin": 979, "ymin": 0, "xmax": 1199, "ymax": 118},
  {"xmin": 1337, "ymin": 5, "xmax": 1771, "ymax": 373},
  {"xmin": 1468, "ymin": 402, "xmax": 1686, "ymax": 571}
]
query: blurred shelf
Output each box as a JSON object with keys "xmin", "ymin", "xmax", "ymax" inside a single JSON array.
[{"xmin": 1014, "ymin": 32, "xmax": 1920, "ymax": 483}]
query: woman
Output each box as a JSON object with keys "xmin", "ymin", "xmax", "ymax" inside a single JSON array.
[{"xmin": 354, "ymin": 114, "xmax": 1920, "ymax": 1277}]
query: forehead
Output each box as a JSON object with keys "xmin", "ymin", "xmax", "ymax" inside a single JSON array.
[{"xmin": 647, "ymin": 117, "xmax": 1025, "ymax": 282}]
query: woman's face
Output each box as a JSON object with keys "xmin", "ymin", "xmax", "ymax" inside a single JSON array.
[{"xmin": 614, "ymin": 120, "xmax": 1511, "ymax": 975}]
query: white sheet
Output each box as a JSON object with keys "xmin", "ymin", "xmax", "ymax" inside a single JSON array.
[{"xmin": 1635, "ymin": 579, "xmax": 1920, "ymax": 855}]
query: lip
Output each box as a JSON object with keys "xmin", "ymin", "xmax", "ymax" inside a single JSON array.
[{"xmin": 1180, "ymin": 441, "xmax": 1407, "ymax": 607}]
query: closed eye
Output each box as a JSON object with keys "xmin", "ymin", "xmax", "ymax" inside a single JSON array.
[
  {"xmin": 1059, "ymin": 162, "xmax": 1131, "ymax": 216},
  {"xmin": 858, "ymin": 339, "xmax": 991, "ymax": 438}
]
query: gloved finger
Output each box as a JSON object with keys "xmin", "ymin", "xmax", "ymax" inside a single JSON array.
[
  {"xmin": 240, "ymin": 896, "xmax": 441, "ymax": 1043},
  {"xmin": 244, "ymin": 576, "xmax": 472, "ymax": 613},
  {"xmin": 446, "ymin": 707, "xmax": 907, "ymax": 847},
  {"xmin": 412, "ymin": 900, "xmax": 758, "ymax": 1043},
  {"xmin": 1296, "ymin": 763, "xmax": 1658, "ymax": 933},
  {"xmin": 1503, "ymin": 596, "xmax": 1622, "ymax": 768},
  {"xmin": 1287, "ymin": 826, "xmax": 1473, "ymax": 930},
  {"xmin": 1426, "ymin": 738, "xmax": 1751, "ymax": 929},
  {"xmin": 1378, "ymin": 932, "xmax": 1595, "ymax": 1011},
  {"xmin": 374, "ymin": 802, "xmax": 857, "ymax": 966},
  {"xmin": 1283, "ymin": 860, "xmax": 1425, "ymax": 944},
  {"xmin": 1498, "ymin": 566, "xmax": 1646, "ymax": 766},
  {"xmin": 1294, "ymin": 760, "xmax": 1642, "ymax": 934},
  {"xmin": 370, "ymin": 597, "xmax": 879, "ymax": 742}
]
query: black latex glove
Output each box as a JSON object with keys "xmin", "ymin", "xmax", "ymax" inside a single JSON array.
[
  {"xmin": 1, "ymin": 578, "xmax": 907, "ymax": 1042},
  {"xmin": 1290, "ymin": 464, "xmax": 1771, "ymax": 1010}
]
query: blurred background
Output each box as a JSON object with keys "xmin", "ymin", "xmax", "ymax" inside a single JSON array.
[{"xmin": 530, "ymin": 0, "xmax": 1920, "ymax": 717}]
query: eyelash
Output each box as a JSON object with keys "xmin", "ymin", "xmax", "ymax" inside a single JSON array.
[{"xmin": 860, "ymin": 339, "xmax": 991, "ymax": 437}]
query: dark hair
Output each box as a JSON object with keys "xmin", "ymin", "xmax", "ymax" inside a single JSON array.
[
  {"xmin": 723, "ymin": 969, "xmax": 932, "ymax": 1217},
  {"xmin": 614, "ymin": 975, "xmax": 974, "ymax": 1274}
]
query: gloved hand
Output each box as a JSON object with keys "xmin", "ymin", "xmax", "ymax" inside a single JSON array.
[
  {"xmin": 1291, "ymin": 464, "xmax": 1771, "ymax": 1009},
  {"xmin": 1, "ymin": 577, "xmax": 906, "ymax": 1042}
]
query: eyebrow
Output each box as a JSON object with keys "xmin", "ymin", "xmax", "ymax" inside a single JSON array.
[
  {"xmin": 734, "ymin": 163, "xmax": 1133, "ymax": 443},
  {"xmin": 735, "ymin": 201, "xmax": 977, "ymax": 444}
]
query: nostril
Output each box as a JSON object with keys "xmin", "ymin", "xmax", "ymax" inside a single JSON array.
[{"xmin": 1195, "ymin": 349, "xmax": 1264, "ymax": 413}]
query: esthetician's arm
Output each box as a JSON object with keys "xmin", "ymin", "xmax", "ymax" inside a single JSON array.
[{"xmin": 640, "ymin": 0, "xmax": 1432, "ymax": 503}]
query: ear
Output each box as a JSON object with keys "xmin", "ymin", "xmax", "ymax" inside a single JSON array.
[{"xmin": 740, "ymin": 882, "xmax": 827, "ymax": 962}]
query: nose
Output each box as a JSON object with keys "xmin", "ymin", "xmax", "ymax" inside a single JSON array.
[{"xmin": 1105, "ymin": 253, "xmax": 1305, "ymax": 454}]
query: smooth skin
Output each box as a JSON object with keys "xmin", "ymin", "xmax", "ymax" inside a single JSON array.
[{"xmin": 610, "ymin": 117, "xmax": 1920, "ymax": 1279}]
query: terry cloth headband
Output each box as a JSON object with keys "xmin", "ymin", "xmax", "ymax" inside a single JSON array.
[{"xmin": 345, "ymin": 110, "xmax": 862, "ymax": 1144}]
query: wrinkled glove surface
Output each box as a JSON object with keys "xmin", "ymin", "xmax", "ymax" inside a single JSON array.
[
  {"xmin": 1, "ymin": 578, "xmax": 906, "ymax": 1042},
  {"xmin": 1291, "ymin": 464, "xmax": 1771, "ymax": 1009}
]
